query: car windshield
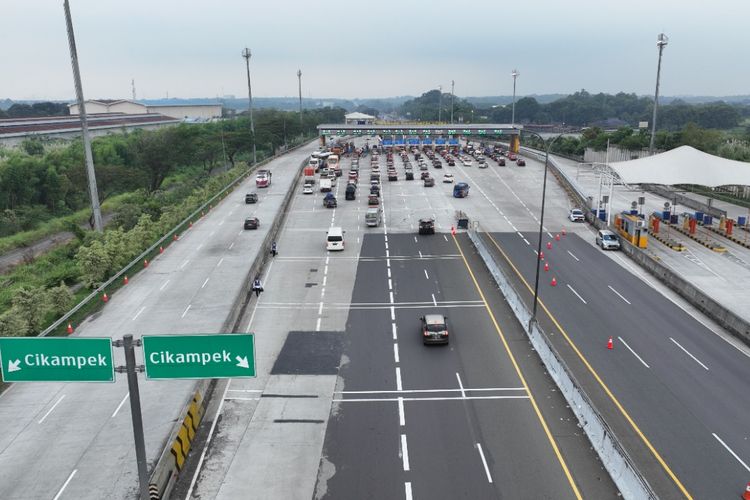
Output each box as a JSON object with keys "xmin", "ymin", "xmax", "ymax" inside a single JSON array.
[
  {"xmin": 426, "ymin": 323, "xmax": 445, "ymax": 332},
  {"xmin": 327, "ymin": 236, "xmax": 343, "ymax": 242},
  {"xmin": 603, "ymin": 234, "xmax": 616, "ymax": 241}
]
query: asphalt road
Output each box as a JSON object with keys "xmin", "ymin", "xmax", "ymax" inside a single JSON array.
[
  {"xmin": 484, "ymin": 229, "xmax": 750, "ymax": 499},
  {"xmin": 0, "ymin": 143, "xmax": 318, "ymax": 500}
]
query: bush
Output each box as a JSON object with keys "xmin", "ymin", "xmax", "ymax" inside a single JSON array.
[
  {"xmin": 12, "ymin": 286, "xmax": 50, "ymax": 333},
  {"xmin": 0, "ymin": 308, "xmax": 29, "ymax": 337},
  {"xmin": 76, "ymin": 240, "xmax": 111, "ymax": 287}
]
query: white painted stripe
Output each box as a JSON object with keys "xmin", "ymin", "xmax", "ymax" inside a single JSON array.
[
  {"xmin": 318, "ymin": 302, "xmax": 324, "ymax": 315},
  {"xmin": 388, "ymin": 278, "xmax": 393, "ymax": 290},
  {"xmin": 159, "ymin": 279, "xmax": 170, "ymax": 291},
  {"xmin": 181, "ymin": 304, "xmax": 191, "ymax": 318},
  {"xmin": 226, "ymin": 389, "xmax": 263, "ymax": 393},
  {"xmin": 418, "ymin": 250, "xmax": 423, "ymax": 259},
  {"xmin": 618, "ymin": 337, "xmax": 650, "ymax": 368},
  {"xmin": 567, "ymin": 250, "xmax": 580, "ymax": 262},
  {"xmin": 385, "ymin": 249, "xmax": 390, "ymax": 258},
  {"xmin": 326, "ymin": 256, "xmax": 330, "ymax": 265},
  {"xmin": 334, "ymin": 395, "xmax": 530, "ymax": 402},
  {"xmin": 386, "ymin": 258, "xmax": 391, "ymax": 267},
  {"xmin": 316, "ymin": 317, "xmax": 322, "ymax": 331},
  {"xmin": 180, "ymin": 259, "xmax": 190, "ymax": 269},
  {"xmin": 324, "ymin": 265, "xmax": 329, "ymax": 275},
  {"xmin": 322, "ymin": 276, "xmax": 327, "ymax": 286},
  {"xmin": 523, "ymin": 238, "xmax": 530, "ymax": 245},
  {"xmin": 414, "ymin": 236, "xmax": 418, "ymax": 242},
  {"xmin": 132, "ymin": 306, "xmax": 145, "ymax": 321},
  {"xmin": 229, "ymin": 242, "xmax": 234, "ymax": 250},
  {"xmin": 608, "ymin": 285, "xmax": 631, "ymax": 304},
  {"xmin": 387, "ymin": 268, "xmax": 391, "ymax": 279},
  {"xmin": 712, "ymin": 433, "xmax": 750, "ymax": 472},
  {"xmin": 401, "ymin": 434, "xmax": 410, "ymax": 471},
  {"xmin": 389, "ymin": 291, "xmax": 394, "ymax": 303},
  {"xmin": 197, "ymin": 243, "xmax": 204, "ymax": 250},
  {"xmin": 391, "ymin": 306, "xmax": 396, "ymax": 320},
  {"xmin": 52, "ymin": 469, "xmax": 77, "ymax": 500},
  {"xmin": 217, "ymin": 257, "xmax": 224, "ymax": 267},
  {"xmin": 443, "ymin": 235, "xmax": 448, "ymax": 241},
  {"xmin": 38, "ymin": 395, "xmax": 65, "ymax": 424},
  {"xmin": 431, "ymin": 293, "xmax": 437, "ymax": 306},
  {"xmin": 336, "ymin": 387, "xmax": 526, "ymax": 395},
  {"xmin": 201, "ymin": 277, "xmax": 210, "ymax": 289},
  {"xmin": 517, "ymin": 231, "xmax": 523, "ymax": 238},
  {"xmin": 398, "ymin": 397, "xmax": 405, "ymax": 426},
  {"xmin": 424, "ymin": 269, "xmax": 429, "ymax": 279},
  {"xmin": 396, "ymin": 367, "xmax": 403, "ymax": 391},
  {"xmin": 111, "ymin": 393, "xmax": 129, "ymax": 418},
  {"xmin": 476, "ymin": 443, "xmax": 493, "ymax": 483},
  {"xmin": 456, "ymin": 373, "xmax": 466, "ymax": 399},
  {"xmin": 393, "ymin": 344, "xmax": 400, "ymax": 363},
  {"xmin": 238, "ymin": 230, "xmax": 243, "ymax": 236},
  {"xmin": 392, "ymin": 323, "xmax": 398, "ymax": 340},
  {"xmin": 567, "ymin": 284, "xmax": 587, "ymax": 304},
  {"xmin": 670, "ymin": 337, "xmax": 709, "ymax": 370}
]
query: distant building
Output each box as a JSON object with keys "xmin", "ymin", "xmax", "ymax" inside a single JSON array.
[
  {"xmin": 345, "ymin": 112, "xmax": 376, "ymax": 125},
  {"xmin": 68, "ymin": 99, "xmax": 222, "ymax": 121}
]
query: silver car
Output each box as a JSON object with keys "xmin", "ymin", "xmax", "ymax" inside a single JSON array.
[{"xmin": 596, "ymin": 229, "xmax": 620, "ymax": 250}]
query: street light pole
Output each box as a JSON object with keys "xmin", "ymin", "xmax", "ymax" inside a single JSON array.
[
  {"xmin": 511, "ymin": 69, "xmax": 519, "ymax": 127},
  {"xmin": 529, "ymin": 132, "xmax": 565, "ymax": 327},
  {"xmin": 242, "ymin": 48, "xmax": 257, "ymax": 164},
  {"xmin": 297, "ymin": 69, "xmax": 303, "ymax": 133},
  {"xmin": 649, "ymin": 33, "xmax": 668, "ymax": 154},
  {"xmin": 438, "ymin": 85, "xmax": 443, "ymax": 123},
  {"xmin": 450, "ymin": 80, "xmax": 455, "ymax": 125}
]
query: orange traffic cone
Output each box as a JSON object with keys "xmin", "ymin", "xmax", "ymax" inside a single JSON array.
[
  {"xmin": 544, "ymin": 262, "xmax": 550, "ymax": 272},
  {"xmin": 123, "ymin": 275, "xmax": 129, "ymax": 285},
  {"xmin": 743, "ymin": 482, "xmax": 750, "ymax": 500},
  {"xmin": 550, "ymin": 277, "xmax": 557, "ymax": 287},
  {"xmin": 102, "ymin": 293, "xmax": 109, "ymax": 303},
  {"xmin": 173, "ymin": 233, "xmax": 179, "ymax": 241},
  {"xmin": 607, "ymin": 337, "xmax": 614, "ymax": 350},
  {"xmin": 67, "ymin": 323, "xmax": 74, "ymax": 334},
  {"xmin": 144, "ymin": 259, "xmax": 149, "ymax": 268},
  {"xmin": 159, "ymin": 246, "xmax": 164, "ymax": 254},
  {"xmin": 451, "ymin": 226, "xmax": 456, "ymax": 236},
  {"xmin": 546, "ymin": 241, "xmax": 552, "ymax": 249},
  {"xmin": 555, "ymin": 233, "xmax": 561, "ymax": 241}
]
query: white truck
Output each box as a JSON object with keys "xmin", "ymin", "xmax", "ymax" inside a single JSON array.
[{"xmin": 320, "ymin": 178, "xmax": 332, "ymax": 192}]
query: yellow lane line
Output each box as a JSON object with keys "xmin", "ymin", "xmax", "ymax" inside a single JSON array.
[
  {"xmin": 452, "ymin": 234, "xmax": 583, "ymax": 500},
  {"xmin": 483, "ymin": 231, "xmax": 692, "ymax": 499}
]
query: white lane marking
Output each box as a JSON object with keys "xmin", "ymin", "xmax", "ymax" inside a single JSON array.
[
  {"xmin": 398, "ymin": 397, "xmax": 405, "ymax": 426},
  {"xmin": 185, "ymin": 381, "xmax": 231, "ymax": 498},
  {"xmin": 318, "ymin": 302, "xmax": 324, "ymax": 315},
  {"xmin": 400, "ymin": 434, "xmax": 410, "ymax": 471},
  {"xmin": 443, "ymin": 235, "xmax": 448, "ymax": 241},
  {"xmin": 322, "ymin": 276, "xmax": 327, "ymax": 287},
  {"xmin": 385, "ymin": 249, "xmax": 390, "ymax": 258},
  {"xmin": 608, "ymin": 285, "xmax": 631, "ymax": 304},
  {"xmin": 712, "ymin": 433, "xmax": 750, "ymax": 472},
  {"xmin": 424, "ymin": 269, "xmax": 429, "ymax": 280},
  {"xmin": 389, "ymin": 291, "xmax": 395, "ymax": 303},
  {"xmin": 197, "ymin": 243, "xmax": 204, "ymax": 250},
  {"xmin": 396, "ymin": 367, "xmax": 403, "ymax": 391},
  {"xmin": 517, "ymin": 231, "xmax": 523, "ymax": 238},
  {"xmin": 52, "ymin": 469, "xmax": 77, "ymax": 500},
  {"xmin": 392, "ymin": 323, "xmax": 398, "ymax": 340},
  {"xmin": 385, "ymin": 242, "xmax": 389, "ymax": 250},
  {"xmin": 326, "ymin": 256, "xmax": 330, "ymax": 265},
  {"xmin": 210, "ymin": 231, "xmax": 215, "ymax": 237},
  {"xmin": 522, "ymin": 238, "xmax": 530, "ymax": 245},
  {"xmin": 217, "ymin": 257, "xmax": 224, "ymax": 267},
  {"xmin": 567, "ymin": 284, "xmax": 587, "ymax": 304},
  {"xmin": 180, "ymin": 259, "xmax": 190, "ymax": 269},
  {"xmin": 456, "ymin": 373, "xmax": 466, "ymax": 399},
  {"xmin": 476, "ymin": 443, "xmax": 493, "ymax": 483},
  {"xmin": 38, "ymin": 395, "xmax": 65, "ymax": 424},
  {"xmin": 418, "ymin": 250, "xmax": 423, "ymax": 259},
  {"xmin": 670, "ymin": 337, "xmax": 709, "ymax": 370},
  {"xmin": 387, "ymin": 258, "xmax": 391, "ymax": 267},
  {"xmin": 229, "ymin": 242, "xmax": 235, "ymax": 250},
  {"xmin": 388, "ymin": 278, "xmax": 393, "ymax": 290},
  {"xmin": 414, "ymin": 236, "xmax": 418, "ymax": 242},
  {"xmin": 316, "ymin": 317, "xmax": 322, "ymax": 331},
  {"xmin": 159, "ymin": 279, "xmax": 170, "ymax": 291},
  {"xmin": 181, "ymin": 304, "xmax": 191, "ymax": 318},
  {"xmin": 337, "ymin": 387, "xmax": 526, "ymax": 395},
  {"xmin": 547, "ymin": 231, "xmax": 554, "ymax": 239},
  {"xmin": 384, "ymin": 235, "xmax": 388, "ymax": 243},
  {"xmin": 238, "ymin": 230, "xmax": 243, "ymax": 236},
  {"xmin": 201, "ymin": 277, "xmax": 210, "ymax": 289},
  {"xmin": 132, "ymin": 306, "xmax": 145, "ymax": 321},
  {"xmin": 405, "ymin": 482, "xmax": 413, "ymax": 500},
  {"xmin": 335, "ymin": 395, "xmax": 529, "ymax": 402},
  {"xmin": 618, "ymin": 337, "xmax": 651, "ymax": 368},
  {"xmin": 111, "ymin": 393, "xmax": 129, "ymax": 418},
  {"xmin": 387, "ymin": 268, "xmax": 392, "ymax": 279},
  {"xmin": 390, "ymin": 306, "xmax": 396, "ymax": 320},
  {"xmin": 324, "ymin": 265, "xmax": 329, "ymax": 275},
  {"xmin": 218, "ymin": 220, "xmax": 224, "ymax": 226},
  {"xmin": 393, "ymin": 343, "xmax": 400, "ymax": 363},
  {"xmin": 431, "ymin": 294, "xmax": 437, "ymax": 306},
  {"xmin": 567, "ymin": 250, "xmax": 580, "ymax": 262}
]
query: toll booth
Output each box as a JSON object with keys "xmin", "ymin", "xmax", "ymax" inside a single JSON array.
[
  {"xmin": 615, "ymin": 212, "xmax": 648, "ymax": 248},
  {"xmin": 510, "ymin": 135, "xmax": 520, "ymax": 153}
]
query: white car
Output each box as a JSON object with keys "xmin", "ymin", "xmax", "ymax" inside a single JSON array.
[
  {"xmin": 302, "ymin": 184, "xmax": 313, "ymax": 195},
  {"xmin": 568, "ymin": 208, "xmax": 585, "ymax": 222},
  {"xmin": 461, "ymin": 159, "xmax": 472, "ymax": 166},
  {"xmin": 478, "ymin": 161, "xmax": 488, "ymax": 169},
  {"xmin": 443, "ymin": 173, "xmax": 454, "ymax": 183}
]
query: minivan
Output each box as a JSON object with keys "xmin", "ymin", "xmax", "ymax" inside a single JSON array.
[
  {"xmin": 326, "ymin": 226, "xmax": 345, "ymax": 251},
  {"xmin": 596, "ymin": 229, "xmax": 621, "ymax": 250}
]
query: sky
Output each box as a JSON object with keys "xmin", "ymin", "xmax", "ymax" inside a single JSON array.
[{"xmin": 1, "ymin": 0, "xmax": 748, "ymax": 101}]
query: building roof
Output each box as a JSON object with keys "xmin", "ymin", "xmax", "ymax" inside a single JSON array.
[
  {"xmin": 68, "ymin": 99, "xmax": 221, "ymax": 109},
  {"xmin": 609, "ymin": 145, "xmax": 750, "ymax": 187},
  {"xmin": 0, "ymin": 113, "xmax": 180, "ymax": 137},
  {"xmin": 345, "ymin": 112, "xmax": 376, "ymax": 120}
]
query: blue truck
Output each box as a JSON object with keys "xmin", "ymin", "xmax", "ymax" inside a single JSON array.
[{"xmin": 453, "ymin": 182, "xmax": 470, "ymax": 198}]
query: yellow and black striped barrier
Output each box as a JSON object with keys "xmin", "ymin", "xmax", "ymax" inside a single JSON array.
[{"xmin": 170, "ymin": 392, "xmax": 204, "ymax": 471}]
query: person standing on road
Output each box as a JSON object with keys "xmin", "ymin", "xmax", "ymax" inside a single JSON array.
[
  {"xmin": 252, "ymin": 276, "xmax": 263, "ymax": 297},
  {"xmin": 271, "ymin": 241, "xmax": 277, "ymax": 257}
]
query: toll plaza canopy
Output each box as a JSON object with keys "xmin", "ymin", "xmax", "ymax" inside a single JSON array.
[
  {"xmin": 317, "ymin": 123, "xmax": 521, "ymax": 137},
  {"xmin": 609, "ymin": 145, "xmax": 750, "ymax": 187}
]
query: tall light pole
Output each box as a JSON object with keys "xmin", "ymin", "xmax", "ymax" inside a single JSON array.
[
  {"xmin": 242, "ymin": 47, "xmax": 257, "ymax": 164},
  {"xmin": 511, "ymin": 69, "xmax": 520, "ymax": 127},
  {"xmin": 450, "ymin": 80, "xmax": 455, "ymax": 124},
  {"xmin": 64, "ymin": 0, "xmax": 103, "ymax": 232},
  {"xmin": 649, "ymin": 33, "xmax": 668, "ymax": 154},
  {"xmin": 297, "ymin": 69, "xmax": 303, "ymax": 133},
  {"xmin": 438, "ymin": 85, "xmax": 443, "ymax": 123},
  {"xmin": 528, "ymin": 132, "xmax": 565, "ymax": 328}
]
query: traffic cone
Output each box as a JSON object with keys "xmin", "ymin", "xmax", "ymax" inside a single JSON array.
[
  {"xmin": 546, "ymin": 241, "xmax": 552, "ymax": 250},
  {"xmin": 539, "ymin": 251, "xmax": 545, "ymax": 260},
  {"xmin": 555, "ymin": 233, "xmax": 561, "ymax": 241},
  {"xmin": 159, "ymin": 246, "xmax": 164, "ymax": 254},
  {"xmin": 607, "ymin": 337, "xmax": 614, "ymax": 350},
  {"xmin": 144, "ymin": 259, "xmax": 149, "ymax": 268},
  {"xmin": 102, "ymin": 293, "xmax": 109, "ymax": 303},
  {"xmin": 189, "ymin": 221, "xmax": 193, "ymax": 228},
  {"xmin": 550, "ymin": 277, "xmax": 557, "ymax": 287},
  {"xmin": 451, "ymin": 226, "xmax": 456, "ymax": 236},
  {"xmin": 544, "ymin": 262, "xmax": 550, "ymax": 272},
  {"xmin": 123, "ymin": 275, "xmax": 129, "ymax": 285},
  {"xmin": 173, "ymin": 233, "xmax": 179, "ymax": 241},
  {"xmin": 562, "ymin": 228, "xmax": 567, "ymax": 236},
  {"xmin": 743, "ymin": 482, "xmax": 750, "ymax": 500},
  {"xmin": 67, "ymin": 323, "xmax": 74, "ymax": 334}
]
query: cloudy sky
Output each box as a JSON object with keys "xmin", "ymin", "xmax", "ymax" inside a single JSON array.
[{"xmin": 1, "ymin": 0, "xmax": 747, "ymax": 101}]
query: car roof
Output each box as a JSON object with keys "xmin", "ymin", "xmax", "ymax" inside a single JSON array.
[
  {"xmin": 599, "ymin": 229, "xmax": 616, "ymax": 236},
  {"xmin": 571, "ymin": 208, "xmax": 583, "ymax": 213},
  {"xmin": 424, "ymin": 314, "xmax": 446, "ymax": 324}
]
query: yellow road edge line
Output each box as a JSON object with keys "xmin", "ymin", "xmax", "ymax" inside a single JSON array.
[
  {"xmin": 483, "ymin": 231, "xmax": 693, "ymax": 499},
  {"xmin": 452, "ymin": 234, "xmax": 583, "ymax": 500}
]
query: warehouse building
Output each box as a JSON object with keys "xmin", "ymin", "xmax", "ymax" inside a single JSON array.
[{"xmin": 68, "ymin": 99, "xmax": 222, "ymax": 121}]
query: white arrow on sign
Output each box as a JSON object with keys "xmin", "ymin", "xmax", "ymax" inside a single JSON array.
[
  {"xmin": 8, "ymin": 359, "xmax": 21, "ymax": 373},
  {"xmin": 235, "ymin": 356, "xmax": 249, "ymax": 369}
]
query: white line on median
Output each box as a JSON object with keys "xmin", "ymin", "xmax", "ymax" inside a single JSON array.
[
  {"xmin": 567, "ymin": 250, "xmax": 580, "ymax": 262},
  {"xmin": 111, "ymin": 393, "xmax": 129, "ymax": 418},
  {"xmin": 608, "ymin": 285, "xmax": 631, "ymax": 304},
  {"xmin": 712, "ymin": 433, "xmax": 750, "ymax": 472},
  {"xmin": 670, "ymin": 337, "xmax": 709, "ymax": 370},
  {"xmin": 618, "ymin": 337, "xmax": 650, "ymax": 368},
  {"xmin": 393, "ymin": 343, "xmax": 400, "ymax": 363},
  {"xmin": 39, "ymin": 395, "xmax": 65, "ymax": 424},
  {"xmin": 181, "ymin": 304, "xmax": 191, "ymax": 318},
  {"xmin": 400, "ymin": 434, "xmax": 410, "ymax": 471},
  {"xmin": 52, "ymin": 469, "xmax": 77, "ymax": 500},
  {"xmin": 132, "ymin": 306, "xmax": 145, "ymax": 321},
  {"xmin": 201, "ymin": 277, "xmax": 210, "ymax": 289},
  {"xmin": 567, "ymin": 284, "xmax": 587, "ymax": 304},
  {"xmin": 396, "ymin": 367, "xmax": 403, "ymax": 391},
  {"xmin": 476, "ymin": 443, "xmax": 493, "ymax": 483}
]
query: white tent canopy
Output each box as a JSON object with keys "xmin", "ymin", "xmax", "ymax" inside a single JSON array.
[{"xmin": 608, "ymin": 145, "xmax": 750, "ymax": 187}]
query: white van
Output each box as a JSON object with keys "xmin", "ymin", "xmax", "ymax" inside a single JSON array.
[{"xmin": 326, "ymin": 226, "xmax": 345, "ymax": 251}]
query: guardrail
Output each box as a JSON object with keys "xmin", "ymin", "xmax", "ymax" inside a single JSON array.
[
  {"xmin": 468, "ymin": 225, "xmax": 656, "ymax": 500},
  {"xmin": 147, "ymin": 147, "xmax": 313, "ymax": 500}
]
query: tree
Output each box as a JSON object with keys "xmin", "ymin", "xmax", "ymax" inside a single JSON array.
[
  {"xmin": 48, "ymin": 281, "xmax": 73, "ymax": 315},
  {"xmin": 21, "ymin": 138, "xmax": 45, "ymax": 156},
  {"xmin": 0, "ymin": 308, "xmax": 29, "ymax": 337},
  {"xmin": 75, "ymin": 240, "xmax": 111, "ymax": 287},
  {"xmin": 12, "ymin": 286, "xmax": 50, "ymax": 332},
  {"xmin": 132, "ymin": 128, "xmax": 183, "ymax": 192}
]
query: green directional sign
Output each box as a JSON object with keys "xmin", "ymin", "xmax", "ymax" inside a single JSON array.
[
  {"xmin": 0, "ymin": 337, "xmax": 115, "ymax": 382},
  {"xmin": 142, "ymin": 334, "xmax": 255, "ymax": 380}
]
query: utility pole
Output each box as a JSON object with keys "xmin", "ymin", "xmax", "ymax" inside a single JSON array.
[
  {"xmin": 450, "ymin": 80, "xmax": 455, "ymax": 125},
  {"xmin": 649, "ymin": 33, "xmax": 669, "ymax": 154},
  {"xmin": 511, "ymin": 69, "xmax": 519, "ymax": 127},
  {"xmin": 297, "ymin": 69, "xmax": 303, "ymax": 133},
  {"xmin": 242, "ymin": 48, "xmax": 257, "ymax": 164},
  {"xmin": 131, "ymin": 79, "xmax": 136, "ymax": 101},
  {"xmin": 438, "ymin": 85, "xmax": 442, "ymax": 123},
  {"xmin": 63, "ymin": 0, "xmax": 103, "ymax": 232}
]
